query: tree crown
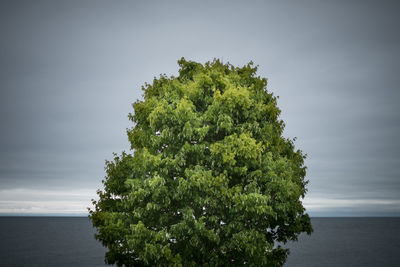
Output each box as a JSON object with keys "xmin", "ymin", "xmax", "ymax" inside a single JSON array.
[{"xmin": 90, "ymin": 58, "xmax": 312, "ymax": 266}]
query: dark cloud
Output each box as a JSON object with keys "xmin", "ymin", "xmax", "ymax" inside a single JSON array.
[{"xmin": 0, "ymin": 0, "xmax": 399, "ymax": 215}]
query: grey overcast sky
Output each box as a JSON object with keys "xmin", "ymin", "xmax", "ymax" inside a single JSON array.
[{"xmin": 0, "ymin": 0, "xmax": 399, "ymax": 216}]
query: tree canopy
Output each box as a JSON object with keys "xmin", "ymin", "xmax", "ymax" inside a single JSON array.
[{"xmin": 90, "ymin": 58, "xmax": 312, "ymax": 266}]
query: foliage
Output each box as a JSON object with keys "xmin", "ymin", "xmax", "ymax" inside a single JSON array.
[{"xmin": 90, "ymin": 58, "xmax": 312, "ymax": 266}]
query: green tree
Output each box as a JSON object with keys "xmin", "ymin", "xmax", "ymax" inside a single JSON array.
[{"xmin": 90, "ymin": 58, "xmax": 312, "ymax": 266}]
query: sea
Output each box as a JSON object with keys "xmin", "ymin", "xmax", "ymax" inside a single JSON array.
[{"xmin": 0, "ymin": 217, "xmax": 399, "ymax": 266}]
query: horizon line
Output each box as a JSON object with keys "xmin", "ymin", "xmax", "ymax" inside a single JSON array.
[{"xmin": 0, "ymin": 213, "xmax": 399, "ymax": 218}]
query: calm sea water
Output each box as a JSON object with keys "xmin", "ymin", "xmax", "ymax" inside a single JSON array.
[{"xmin": 0, "ymin": 217, "xmax": 399, "ymax": 266}]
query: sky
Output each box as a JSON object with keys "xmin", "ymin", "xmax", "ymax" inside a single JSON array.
[{"xmin": 0, "ymin": 0, "xmax": 399, "ymax": 216}]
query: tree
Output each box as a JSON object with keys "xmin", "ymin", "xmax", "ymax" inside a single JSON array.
[{"xmin": 90, "ymin": 58, "xmax": 312, "ymax": 266}]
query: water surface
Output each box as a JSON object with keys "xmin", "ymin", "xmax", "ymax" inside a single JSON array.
[{"xmin": 0, "ymin": 217, "xmax": 399, "ymax": 266}]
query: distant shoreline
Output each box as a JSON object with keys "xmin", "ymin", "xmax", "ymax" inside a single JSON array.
[{"xmin": 1, "ymin": 215, "xmax": 400, "ymax": 218}]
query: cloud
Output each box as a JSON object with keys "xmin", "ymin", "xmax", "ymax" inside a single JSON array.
[
  {"xmin": 304, "ymin": 197, "xmax": 400, "ymax": 216},
  {"xmin": 0, "ymin": 188, "xmax": 96, "ymax": 215},
  {"xmin": 0, "ymin": 0, "xmax": 399, "ymax": 215}
]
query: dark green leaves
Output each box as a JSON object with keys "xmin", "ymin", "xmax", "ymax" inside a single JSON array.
[{"xmin": 90, "ymin": 58, "xmax": 312, "ymax": 266}]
